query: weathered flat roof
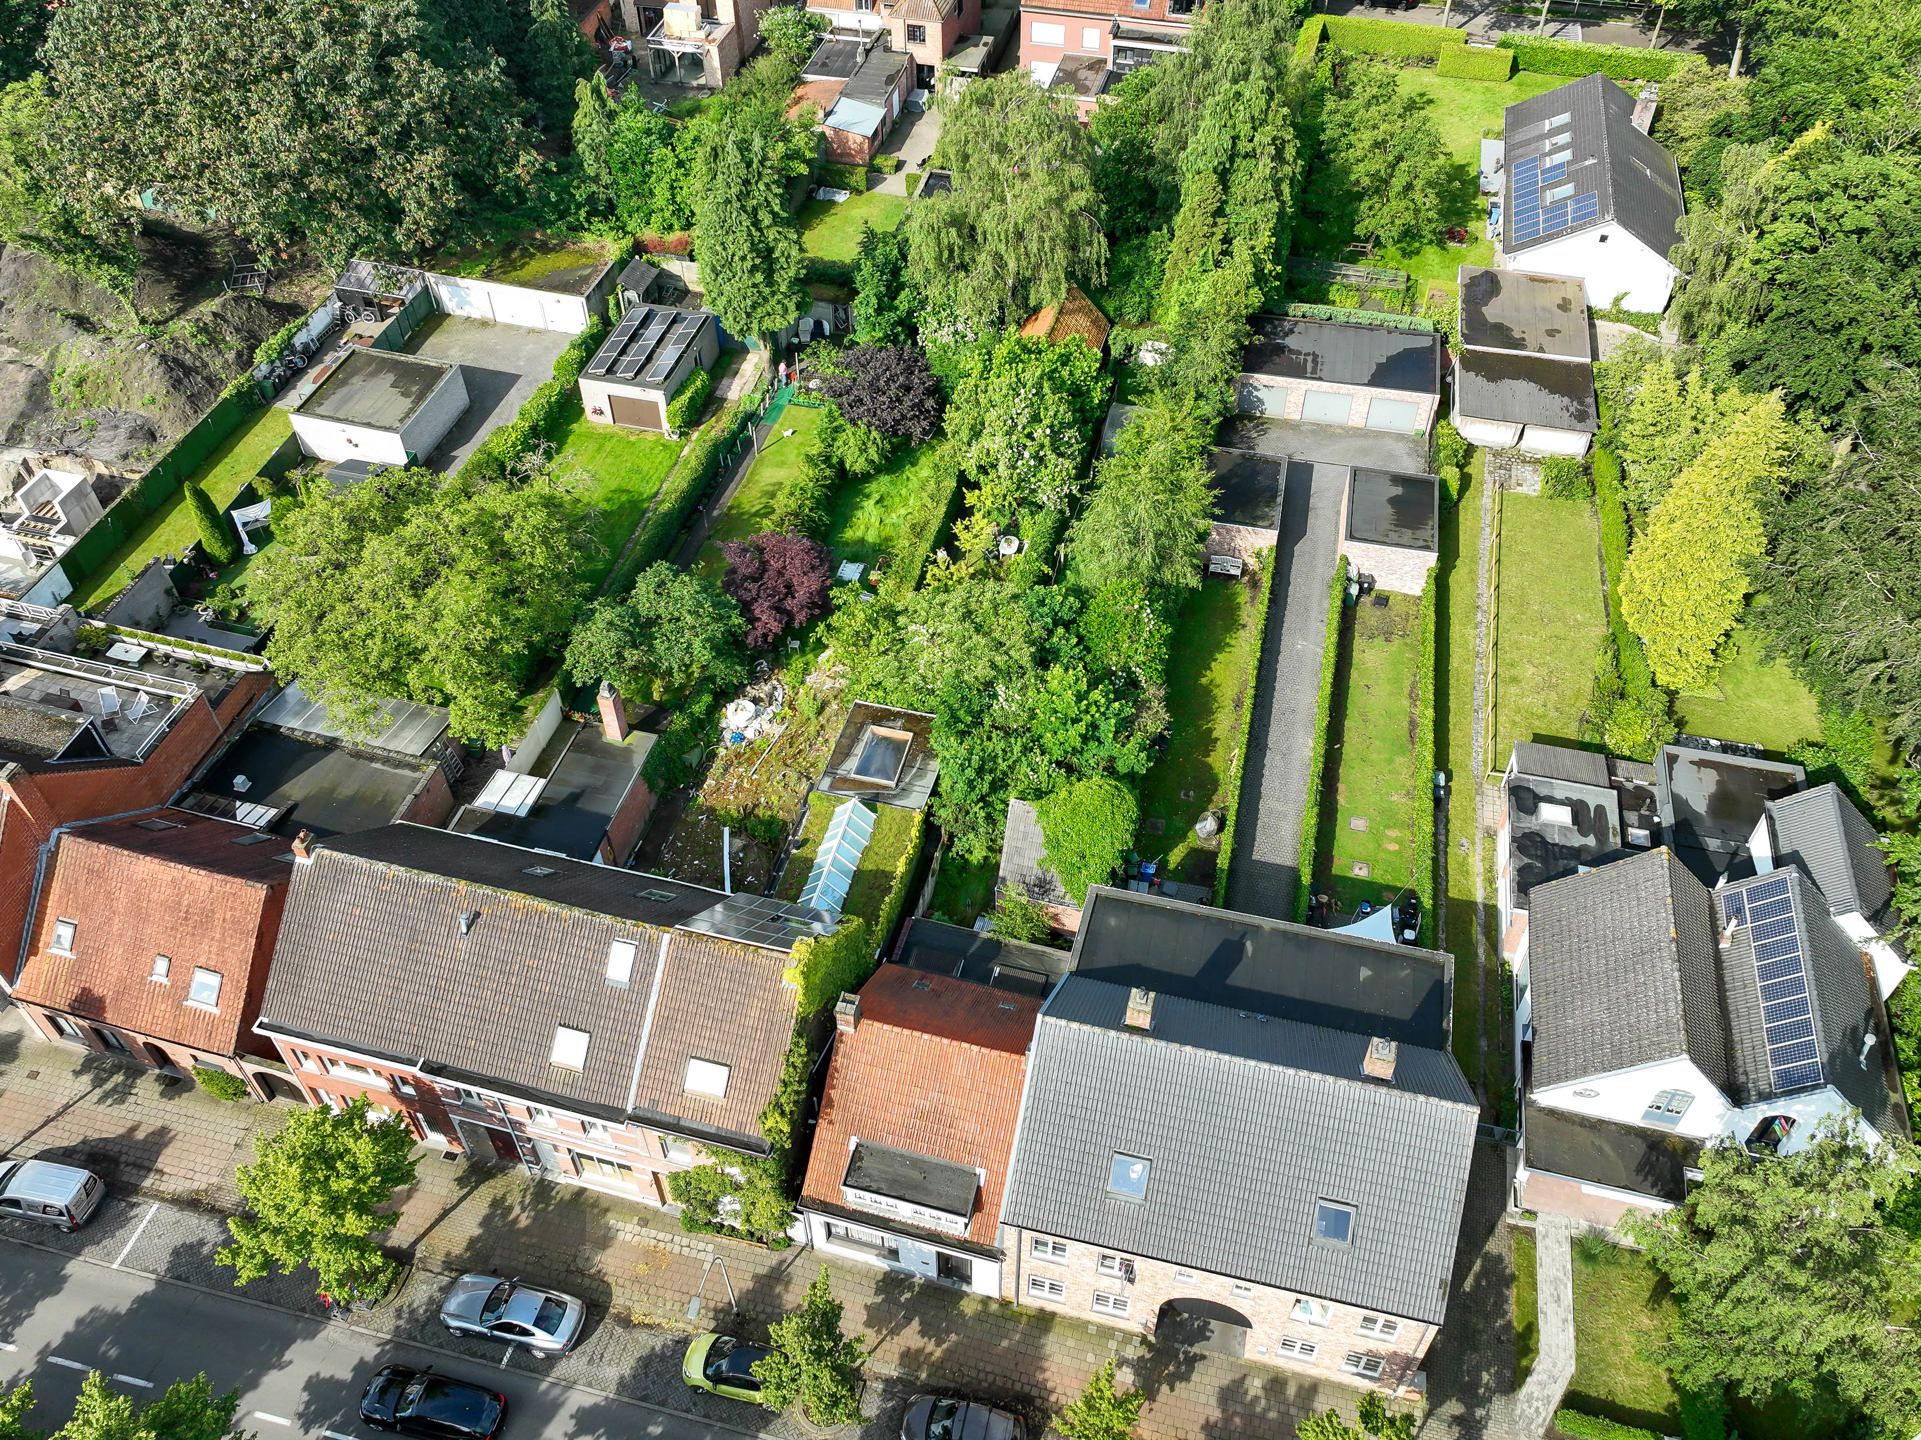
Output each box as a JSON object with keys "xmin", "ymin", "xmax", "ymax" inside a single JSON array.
[
  {"xmin": 1453, "ymin": 349, "xmax": 1597, "ymax": 432},
  {"xmin": 295, "ymin": 348, "xmax": 458, "ymax": 431},
  {"xmin": 1242, "ymin": 315, "xmax": 1442, "ymax": 396},
  {"xmin": 1459, "ymin": 266, "xmax": 1591, "ymax": 359},
  {"xmin": 191, "ymin": 725, "xmax": 432, "ymax": 838},
  {"xmin": 1346, "ymin": 468, "xmax": 1439, "ymax": 552},
  {"xmin": 1206, "ymin": 446, "xmax": 1286, "ymax": 532}
]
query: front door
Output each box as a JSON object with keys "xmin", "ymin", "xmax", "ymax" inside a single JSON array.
[
  {"xmin": 916, "ymin": 62, "xmax": 935, "ymax": 89},
  {"xmin": 935, "ymin": 1251, "xmax": 973, "ymax": 1287},
  {"xmin": 456, "ymin": 1119, "xmax": 522, "ymax": 1164}
]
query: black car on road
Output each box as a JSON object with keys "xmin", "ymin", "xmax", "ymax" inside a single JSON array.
[{"xmin": 360, "ymin": 1365, "xmax": 507, "ymax": 1440}]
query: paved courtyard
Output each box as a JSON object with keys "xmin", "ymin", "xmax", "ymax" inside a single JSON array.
[{"xmin": 403, "ymin": 312, "xmax": 573, "ymax": 471}]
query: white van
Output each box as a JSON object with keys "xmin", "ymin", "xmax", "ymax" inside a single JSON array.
[{"xmin": 0, "ymin": 1159, "xmax": 107, "ymax": 1231}]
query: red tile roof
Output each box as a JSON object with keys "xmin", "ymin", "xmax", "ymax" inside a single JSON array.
[
  {"xmin": 13, "ymin": 810, "xmax": 291, "ymax": 1056},
  {"xmin": 801, "ymin": 963, "xmax": 1040, "ymax": 1247},
  {"xmin": 1019, "ymin": 285, "xmax": 1111, "ymax": 352}
]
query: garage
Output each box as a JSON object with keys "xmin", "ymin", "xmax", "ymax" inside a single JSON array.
[
  {"xmin": 610, "ymin": 392, "xmax": 662, "ymax": 429},
  {"xmin": 577, "ymin": 301, "xmax": 721, "ymax": 433},
  {"xmin": 1453, "ymin": 267, "xmax": 1598, "ymax": 457},
  {"xmin": 288, "ymin": 349, "xmax": 470, "ymax": 467},
  {"xmin": 1235, "ymin": 314, "xmax": 1443, "ymax": 437}
]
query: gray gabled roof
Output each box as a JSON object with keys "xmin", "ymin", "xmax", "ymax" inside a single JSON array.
[
  {"xmin": 1528, "ymin": 847, "xmax": 1729, "ymax": 1092},
  {"xmin": 1766, "ymin": 784, "xmax": 1895, "ymax": 928},
  {"xmin": 1502, "ymin": 74, "xmax": 1684, "ymax": 263},
  {"xmin": 997, "ymin": 797, "xmax": 1072, "ymax": 908},
  {"xmin": 1001, "ymin": 977, "xmax": 1477, "ymax": 1324}
]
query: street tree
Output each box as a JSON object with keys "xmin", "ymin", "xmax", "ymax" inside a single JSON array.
[
  {"xmin": 693, "ymin": 70, "xmax": 809, "ymax": 347},
  {"xmin": 721, "ymin": 531, "xmax": 835, "ymax": 648},
  {"xmin": 814, "ymin": 345, "xmax": 944, "ymax": 442},
  {"xmin": 1630, "ymin": 1120, "xmax": 1921, "ymax": 1435},
  {"xmin": 1296, "ymin": 1396, "xmax": 1415, "ymax": 1440},
  {"xmin": 752, "ymin": 1269, "xmax": 866, "ymax": 1425},
  {"xmin": 1068, "ymin": 399, "xmax": 1216, "ymax": 594},
  {"xmin": 906, "ymin": 72, "xmax": 1106, "ymax": 334},
  {"xmin": 1619, "ymin": 394, "xmax": 1793, "ymax": 691},
  {"xmin": 1054, "ymin": 1360, "xmax": 1145, "ymax": 1440},
  {"xmin": 0, "ymin": 1382, "xmax": 31, "ymax": 1440},
  {"xmin": 56, "ymin": 1371, "xmax": 248, "ymax": 1440},
  {"xmin": 1036, "ymin": 775, "xmax": 1140, "ymax": 903},
  {"xmin": 564, "ymin": 562, "xmax": 747, "ymax": 700},
  {"xmin": 219, "ymin": 1094, "xmax": 418, "ymax": 1301}
]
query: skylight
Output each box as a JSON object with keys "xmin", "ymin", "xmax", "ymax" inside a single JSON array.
[
  {"xmin": 551, "ymin": 1026, "xmax": 590, "ymax": 1070},
  {"xmin": 606, "ymin": 938, "xmax": 638, "ymax": 987},
  {"xmin": 685, "ymin": 1057, "xmax": 731, "ymax": 1098},
  {"xmin": 1314, "ymin": 1199, "xmax": 1356, "ymax": 1245},
  {"xmin": 1107, "ymin": 1153, "xmax": 1151, "ymax": 1202}
]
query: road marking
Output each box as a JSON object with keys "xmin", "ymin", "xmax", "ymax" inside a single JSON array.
[
  {"xmin": 113, "ymin": 1203, "xmax": 159, "ymax": 1269},
  {"xmin": 324, "ymin": 1430, "xmax": 362, "ymax": 1440},
  {"xmin": 111, "ymin": 1374, "xmax": 154, "ymax": 1389},
  {"xmin": 497, "ymin": 1347, "xmax": 512, "ymax": 1369},
  {"xmin": 47, "ymin": 1357, "xmax": 90, "ymax": 1371},
  {"xmin": 250, "ymin": 1413, "xmax": 291, "ymax": 1427}
]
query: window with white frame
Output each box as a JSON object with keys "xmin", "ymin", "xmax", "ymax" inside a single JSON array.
[
  {"xmin": 186, "ymin": 967, "xmax": 222, "ymax": 1009},
  {"xmin": 1030, "ymin": 1236, "xmax": 1068, "ymax": 1263},
  {"xmin": 1091, "ymin": 1291, "xmax": 1130, "ymax": 1317},
  {"xmin": 1643, "ymin": 1089, "xmax": 1693, "ymax": 1125},
  {"xmin": 1344, "ymin": 1354, "xmax": 1385, "ymax": 1379},
  {"xmin": 573, "ymin": 1152, "xmax": 636, "ymax": 1185},
  {"xmin": 551, "ymin": 1026, "xmax": 590, "ymax": 1070},
  {"xmin": 392, "ymin": 1076, "xmax": 417, "ymax": 1097},
  {"xmin": 51, "ymin": 919, "xmax": 76, "ymax": 955},
  {"xmin": 1031, "ymin": 20, "xmax": 1065, "ymax": 44},
  {"xmin": 685, "ymin": 1057, "xmax": 731, "ymax": 1098},
  {"xmin": 1027, "ymin": 1274, "xmax": 1065, "ymax": 1301},
  {"xmin": 1097, "ymin": 1253, "xmax": 1128, "ymax": 1278},
  {"xmin": 1081, "ymin": 25, "xmax": 1100, "ymax": 47},
  {"xmin": 1293, "ymin": 1298, "xmax": 1332, "ymax": 1327},
  {"xmin": 1313, "ymin": 1199, "xmax": 1356, "ymax": 1246},
  {"xmin": 150, "ymin": 955, "xmax": 171, "ymax": 982},
  {"xmin": 526, "ymin": 1105, "xmax": 553, "ymax": 1126},
  {"xmin": 323, "ymin": 1056, "xmax": 388, "ymax": 1087},
  {"xmin": 1358, "ymin": 1315, "xmax": 1402, "ymax": 1339},
  {"xmin": 1277, "ymin": 1337, "xmax": 1319, "ymax": 1359},
  {"xmin": 582, "ymin": 1118, "xmax": 610, "ymax": 1139},
  {"xmin": 605, "ymin": 939, "xmax": 637, "ymax": 988},
  {"xmin": 661, "ymin": 1136, "xmax": 698, "ymax": 1164}
]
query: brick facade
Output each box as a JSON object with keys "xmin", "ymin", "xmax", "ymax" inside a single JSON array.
[
  {"xmin": 1001, "ymin": 1223, "xmax": 1435, "ymax": 1397},
  {"xmin": 1339, "ymin": 538, "xmax": 1435, "ymax": 596}
]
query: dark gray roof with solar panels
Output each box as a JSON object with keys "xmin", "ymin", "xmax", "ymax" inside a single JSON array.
[
  {"xmin": 1501, "ymin": 73, "xmax": 1685, "ymax": 260},
  {"xmin": 585, "ymin": 303, "xmax": 715, "ymax": 391}
]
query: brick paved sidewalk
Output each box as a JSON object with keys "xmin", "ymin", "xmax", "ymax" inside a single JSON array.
[{"xmin": 0, "ymin": 1013, "xmax": 1376, "ymax": 1440}]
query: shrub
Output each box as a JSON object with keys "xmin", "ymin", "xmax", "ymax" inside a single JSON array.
[
  {"xmin": 1437, "ymin": 44, "xmax": 1516, "ymax": 81},
  {"xmin": 872, "ymin": 152, "xmax": 902, "ymax": 175},
  {"xmin": 666, "ymin": 1155, "xmax": 794, "ymax": 1246},
  {"xmin": 1435, "ymin": 419, "xmax": 1470, "ymax": 505},
  {"xmin": 1100, "ymin": 230, "xmax": 1170, "ymax": 326},
  {"xmin": 1495, "ymin": 34, "xmax": 1698, "ymax": 81},
  {"xmin": 815, "ymin": 162, "xmax": 868, "ymax": 194},
  {"xmin": 1294, "ymin": 14, "xmax": 1327, "ymax": 65},
  {"xmin": 640, "ymin": 691, "xmax": 720, "ymax": 790},
  {"xmin": 1585, "ymin": 438, "xmax": 1673, "ymax": 759},
  {"xmin": 722, "ymin": 531, "xmax": 835, "ymax": 647},
  {"xmin": 458, "ymin": 316, "xmax": 607, "ymax": 485},
  {"xmin": 184, "ymin": 478, "xmax": 241, "ymax": 566},
  {"xmin": 752, "ymin": 1269, "xmax": 865, "ymax": 1424},
  {"xmin": 1036, "ymin": 776, "xmax": 1140, "ymax": 904},
  {"xmin": 876, "ymin": 444, "xmax": 964, "ymax": 600},
  {"xmin": 789, "ymin": 918, "xmax": 878, "ymax": 1019},
  {"xmin": 1294, "ymin": 557, "xmax": 1349, "ymax": 921},
  {"xmin": 1540, "ymin": 455, "xmax": 1590, "ymax": 500},
  {"xmin": 803, "ymin": 256, "xmax": 856, "ymax": 289},
  {"xmin": 1324, "ymin": 14, "xmax": 1466, "ymax": 59},
  {"xmin": 1551, "ymin": 1409, "xmax": 1661, "ymax": 1440},
  {"xmin": 640, "ymin": 231, "xmax": 693, "ymax": 255},
  {"xmin": 666, "ymin": 365, "xmax": 713, "ymax": 432},
  {"xmin": 193, "ymin": 1067, "xmax": 250, "ymax": 1102},
  {"xmin": 991, "ymin": 887, "xmax": 1053, "ymax": 941}
]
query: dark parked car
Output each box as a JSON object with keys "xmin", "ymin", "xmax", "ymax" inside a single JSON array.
[
  {"xmin": 439, "ymin": 1274, "xmax": 586, "ymax": 1356},
  {"xmin": 681, "ymin": 1333, "xmax": 774, "ymax": 1403},
  {"xmin": 902, "ymin": 1395, "xmax": 1027, "ymax": 1440},
  {"xmin": 360, "ymin": 1366, "xmax": 506, "ymax": 1440}
]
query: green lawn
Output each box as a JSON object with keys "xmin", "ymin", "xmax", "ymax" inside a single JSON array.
[
  {"xmin": 1568, "ymin": 1243, "xmax": 1682, "ymax": 1433},
  {"xmin": 696, "ymin": 404, "xmax": 826, "ymax": 572},
  {"xmin": 930, "ymin": 850, "xmax": 998, "ymax": 928},
  {"xmin": 798, "ymin": 191, "xmax": 911, "ymax": 262},
  {"xmin": 1512, "ymin": 1226, "xmax": 1538, "ymax": 1388},
  {"xmin": 1674, "ymin": 610, "xmax": 1820, "ymax": 755},
  {"xmin": 1135, "ymin": 574, "xmax": 1268, "ymax": 888},
  {"xmin": 552, "ymin": 414, "xmax": 685, "ymax": 592},
  {"xmin": 1493, "ymin": 493, "xmax": 1608, "ymax": 766},
  {"xmin": 777, "ymin": 792, "xmax": 921, "ymax": 919},
  {"xmin": 1438, "ymin": 459, "xmax": 1487, "ymax": 1079},
  {"xmin": 67, "ymin": 405, "xmax": 294, "ymax": 612},
  {"xmin": 824, "ymin": 441, "xmax": 948, "ymax": 570},
  {"xmin": 1397, "ymin": 68, "xmax": 1570, "ymax": 169},
  {"xmin": 1318, "ymin": 591, "xmax": 1424, "ymax": 915}
]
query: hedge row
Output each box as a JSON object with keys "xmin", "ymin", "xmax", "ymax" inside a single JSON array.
[
  {"xmin": 1592, "ymin": 441, "xmax": 1651, "ymax": 694},
  {"xmin": 804, "ymin": 256, "xmax": 856, "ymax": 290},
  {"xmin": 1325, "ymin": 13, "xmax": 1468, "ymax": 58},
  {"xmin": 615, "ymin": 400, "xmax": 751, "ymax": 586},
  {"xmin": 1495, "ymin": 32, "xmax": 1699, "ymax": 80},
  {"xmin": 1283, "ymin": 303, "xmax": 1435, "ymax": 334},
  {"xmin": 1294, "ymin": 14, "xmax": 1328, "ymax": 64},
  {"xmin": 1213, "ymin": 563, "xmax": 1274, "ymax": 907},
  {"xmin": 457, "ymin": 315, "xmax": 607, "ymax": 485},
  {"xmin": 1552, "ymin": 1409, "xmax": 1660, "ymax": 1440},
  {"xmin": 1437, "ymin": 43, "xmax": 1517, "ymax": 80},
  {"xmin": 665, "ymin": 364, "xmax": 713, "ymax": 433},
  {"xmin": 815, "ymin": 161, "xmax": 869, "ymax": 194},
  {"xmin": 877, "ymin": 443, "xmax": 964, "ymax": 602},
  {"xmin": 1293, "ymin": 556, "xmax": 1350, "ymax": 922},
  {"xmin": 1412, "ymin": 569, "xmax": 1438, "ymax": 946},
  {"xmin": 640, "ymin": 690, "xmax": 719, "ymax": 790}
]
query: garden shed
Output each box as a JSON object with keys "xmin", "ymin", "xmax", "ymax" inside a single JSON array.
[
  {"xmin": 288, "ymin": 349, "xmax": 470, "ymax": 467},
  {"xmin": 1340, "ymin": 467, "xmax": 1439, "ymax": 594},
  {"xmin": 1452, "ymin": 266, "xmax": 1597, "ymax": 457},
  {"xmin": 1234, "ymin": 315, "xmax": 1442, "ymax": 436},
  {"xmin": 577, "ymin": 302, "xmax": 719, "ymax": 431}
]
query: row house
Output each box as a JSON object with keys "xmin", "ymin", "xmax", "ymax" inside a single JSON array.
[
  {"xmin": 254, "ymin": 824, "xmax": 830, "ymax": 1206},
  {"xmin": 1018, "ymin": 0, "xmax": 1195, "ymax": 115},
  {"xmin": 805, "ymin": 0, "xmax": 983, "ymax": 93},
  {"xmin": 10, "ymin": 808, "xmax": 295, "ymax": 1099},
  {"xmin": 0, "ymin": 600, "xmax": 272, "ymax": 990}
]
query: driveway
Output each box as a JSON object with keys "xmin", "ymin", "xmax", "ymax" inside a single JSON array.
[
  {"xmin": 1222, "ymin": 417, "xmax": 1432, "ymax": 920},
  {"xmin": 402, "ymin": 313, "xmax": 573, "ymax": 472}
]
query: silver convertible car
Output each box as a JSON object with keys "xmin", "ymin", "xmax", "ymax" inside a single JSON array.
[{"xmin": 438, "ymin": 1274, "xmax": 587, "ymax": 1356}]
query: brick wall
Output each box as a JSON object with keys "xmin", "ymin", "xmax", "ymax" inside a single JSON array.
[
  {"xmin": 1001, "ymin": 1223, "xmax": 1434, "ymax": 1396},
  {"xmin": 603, "ymin": 775, "xmax": 656, "ymax": 867},
  {"xmin": 1238, "ymin": 373, "xmax": 1439, "ymax": 436},
  {"xmin": 1340, "ymin": 539, "xmax": 1435, "ymax": 596},
  {"xmin": 19, "ymin": 1001, "xmax": 269, "ymax": 1097},
  {"xmin": 399, "ymin": 764, "xmax": 456, "ymax": 829}
]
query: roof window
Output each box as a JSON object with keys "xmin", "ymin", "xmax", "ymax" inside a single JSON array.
[
  {"xmin": 1314, "ymin": 1199, "xmax": 1356, "ymax": 1246},
  {"xmin": 187, "ymin": 967, "xmax": 222, "ymax": 1010},
  {"xmin": 638, "ymin": 887, "xmax": 678, "ymax": 903},
  {"xmin": 522, "ymin": 865, "xmax": 558, "ymax": 877},
  {"xmin": 136, "ymin": 817, "xmax": 183, "ymax": 831},
  {"xmin": 606, "ymin": 938, "xmax": 638, "ymax": 987},
  {"xmin": 1643, "ymin": 1089, "xmax": 1693, "ymax": 1126},
  {"xmin": 1545, "ymin": 111, "xmax": 1571, "ymax": 129},
  {"xmin": 1107, "ymin": 1153, "xmax": 1151, "ymax": 1201},
  {"xmin": 551, "ymin": 1026, "xmax": 590, "ymax": 1070},
  {"xmin": 50, "ymin": 918, "xmax": 76, "ymax": 955},
  {"xmin": 685, "ymin": 1057, "xmax": 731, "ymax": 1098},
  {"xmin": 1538, "ymin": 801, "xmax": 1574, "ymax": 826},
  {"xmin": 150, "ymin": 955, "xmax": 171, "ymax": 983},
  {"xmin": 231, "ymin": 831, "xmax": 276, "ymax": 846}
]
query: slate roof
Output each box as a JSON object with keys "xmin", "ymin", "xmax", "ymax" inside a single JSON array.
[
  {"xmin": 13, "ymin": 809, "xmax": 290, "ymax": 1056},
  {"xmin": 1001, "ymin": 976, "xmax": 1477, "ymax": 1324},
  {"xmin": 894, "ymin": 918, "xmax": 1071, "ymax": 998},
  {"xmin": 997, "ymin": 798, "xmax": 1074, "ymax": 909},
  {"xmin": 1527, "ymin": 847, "xmax": 1728, "ymax": 1092},
  {"xmin": 1767, "ymin": 784, "xmax": 1895, "ymax": 928},
  {"xmin": 257, "ymin": 825, "xmax": 797, "ymax": 1149},
  {"xmin": 801, "ymin": 964, "xmax": 1041, "ymax": 1249},
  {"xmin": 1501, "ymin": 74, "xmax": 1685, "ymax": 261},
  {"xmin": 1241, "ymin": 316, "xmax": 1443, "ymax": 396}
]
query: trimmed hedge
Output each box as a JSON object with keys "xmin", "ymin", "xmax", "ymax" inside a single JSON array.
[
  {"xmin": 1435, "ymin": 419, "xmax": 1470, "ymax": 506},
  {"xmin": 614, "ymin": 400, "xmax": 751, "ymax": 586},
  {"xmin": 1293, "ymin": 556, "xmax": 1350, "ymax": 922},
  {"xmin": 1437, "ymin": 43, "xmax": 1517, "ymax": 80},
  {"xmin": 815, "ymin": 162, "xmax": 869, "ymax": 194},
  {"xmin": 1495, "ymin": 33, "xmax": 1698, "ymax": 80},
  {"xmin": 1213, "ymin": 563, "xmax": 1274, "ymax": 907},
  {"xmin": 665, "ymin": 364, "xmax": 714, "ymax": 433},
  {"xmin": 1552, "ymin": 1410, "xmax": 1661, "ymax": 1440},
  {"xmin": 1283, "ymin": 303, "xmax": 1435, "ymax": 334},
  {"xmin": 877, "ymin": 443, "xmax": 964, "ymax": 601},
  {"xmin": 1009, "ymin": 506, "xmax": 1069, "ymax": 588},
  {"xmin": 1412, "ymin": 569, "xmax": 1438, "ymax": 946},
  {"xmin": 1593, "ymin": 441, "xmax": 1651, "ymax": 694},
  {"xmin": 1294, "ymin": 14, "xmax": 1328, "ymax": 64},
  {"xmin": 193, "ymin": 1067, "xmax": 251, "ymax": 1102},
  {"xmin": 457, "ymin": 315, "xmax": 607, "ymax": 485},
  {"xmin": 1325, "ymin": 14, "xmax": 1467, "ymax": 59}
]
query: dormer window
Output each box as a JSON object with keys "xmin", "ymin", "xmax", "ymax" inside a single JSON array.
[
  {"xmin": 551, "ymin": 1026, "xmax": 590, "ymax": 1070},
  {"xmin": 51, "ymin": 918, "xmax": 76, "ymax": 955},
  {"xmin": 606, "ymin": 938, "xmax": 638, "ymax": 987}
]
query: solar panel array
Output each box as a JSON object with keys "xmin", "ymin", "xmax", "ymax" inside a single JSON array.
[
  {"xmin": 585, "ymin": 304, "xmax": 712, "ymax": 391},
  {"xmin": 680, "ymin": 892, "xmax": 838, "ymax": 954},
  {"xmin": 1508, "ymin": 153, "xmax": 1601, "ymax": 247},
  {"xmin": 1723, "ymin": 874, "xmax": 1824, "ymax": 1092},
  {"xmin": 586, "ymin": 310, "xmax": 644, "ymax": 377}
]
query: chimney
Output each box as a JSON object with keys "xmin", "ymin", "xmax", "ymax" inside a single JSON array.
[
  {"xmin": 290, "ymin": 828, "xmax": 315, "ymax": 862},
  {"xmin": 1630, "ymin": 82, "xmax": 1659, "ymax": 134},
  {"xmin": 597, "ymin": 681, "xmax": 630, "ymax": 743},
  {"xmin": 1124, "ymin": 987, "xmax": 1155, "ymax": 1032},
  {"xmin": 835, "ymin": 992, "xmax": 860, "ymax": 1035},
  {"xmin": 459, "ymin": 910, "xmax": 480, "ymax": 936},
  {"xmin": 1362, "ymin": 1036, "xmax": 1399, "ymax": 1083}
]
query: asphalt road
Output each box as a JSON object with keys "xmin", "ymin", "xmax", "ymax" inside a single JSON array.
[{"xmin": 0, "ymin": 1239, "xmax": 754, "ymax": 1440}]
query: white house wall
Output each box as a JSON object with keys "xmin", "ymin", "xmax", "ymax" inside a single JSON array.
[
  {"xmin": 1517, "ymin": 424, "xmax": 1592, "ymax": 457},
  {"xmin": 1454, "ymin": 415, "xmax": 1522, "ymax": 449},
  {"xmin": 423, "ymin": 273, "xmax": 592, "ymax": 334},
  {"xmin": 1512, "ymin": 224, "xmax": 1676, "ymax": 313},
  {"xmin": 289, "ymin": 413, "xmax": 411, "ymax": 467},
  {"xmin": 1534, "ymin": 1056, "xmax": 1729, "ymax": 1141},
  {"xmin": 398, "ymin": 366, "xmax": 471, "ymax": 466},
  {"xmin": 799, "ymin": 1209, "xmax": 1002, "ymax": 1297}
]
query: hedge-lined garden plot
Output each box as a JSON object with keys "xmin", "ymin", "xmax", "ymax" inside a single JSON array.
[
  {"xmin": 1492, "ymin": 494, "xmax": 1608, "ymax": 766},
  {"xmin": 551, "ymin": 415, "xmax": 685, "ymax": 593}
]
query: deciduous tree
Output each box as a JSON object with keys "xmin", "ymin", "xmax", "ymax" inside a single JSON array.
[
  {"xmin": 1305, "ymin": 53, "xmax": 1453, "ymax": 253},
  {"xmin": 722, "ymin": 531, "xmax": 835, "ymax": 647},
  {"xmin": 1055, "ymin": 1360, "xmax": 1145, "ymax": 1440},
  {"xmin": 756, "ymin": 5, "xmax": 828, "ymax": 69},
  {"xmin": 751, "ymin": 1269, "xmax": 865, "ymax": 1425},
  {"xmin": 219, "ymin": 1095, "xmax": 418, "ymax": 1300},
  {"xmin": 1068, "ymin": 399, "xmax": 1216, "ymax": 594},
  {"xmin": 0, "ymin": 1382, "xmax": 32, "ymax": 1440},
  {"xmin": 814, "ymin": 345, "xmax": 944, "ymax": 442},
  {"xmin": 850, "ymin": 224, "xmax": 917, "ymax": 346},
  {"xmin": 519, "ymin": 0, "xmax": 596, "ymax": 130},
  {"xmin": 1036, "ymin": 775, "xmax": 1140, "ymax": 903},
  {"xmin": 56, "ymin": 1371, "xmax": 247, "ymax": 1440},
  {"xmin": 565, "ymin": 562, "xmax": 747, "ymax": 700},
  {"xmin": 946, "ymin": 332, "xmax": 1108, "ymax": 519}
]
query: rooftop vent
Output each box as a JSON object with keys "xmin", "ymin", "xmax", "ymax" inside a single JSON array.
[
  {"xmin": 1124, "ymin": 987, "xmax": 1155, "ymax": 1032},
  {"xmin": 459, "ymin": 910, "xmax": 480, "ymax": 936},
  {"xmin": 1362, "ymin": 1036, "xmax": 1398, "ymax": 1083},
  {"xmin": 835, "ymin": 992, "xmax": 860, "ymax": 1034}
]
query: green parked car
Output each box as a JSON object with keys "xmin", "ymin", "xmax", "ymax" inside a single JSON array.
[{"xmin": 681, "ymin": 1333, "xmax": 774, "ymax": 1404}]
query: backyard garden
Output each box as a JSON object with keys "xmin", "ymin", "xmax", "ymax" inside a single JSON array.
[
  {"xmin": 798, "ymin": 190, "xmax": 910, "ymax": 265},
  {"xmin": 552, "ymin": 413, "xmax": 687, "ymax": 593},
  {"xmin": 1491, "ymin": 491, "xmax": 1608, "ymax": 767}
]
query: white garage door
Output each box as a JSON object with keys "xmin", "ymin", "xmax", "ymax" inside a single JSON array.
[
  {"xmin": 1365, "ymin": 396, "xmax": 1421, "ymax": 432},
  {"xmin": 1302, "ymin": 388, "xmax": 1355, "ymax": 425},
  {"xmin": 490, "ymin": 286, "xmax": 548, "ymax": 330},
  {"xmin": 1235, "ymin": 378, "xmax": 1290, "ymax": 417}
]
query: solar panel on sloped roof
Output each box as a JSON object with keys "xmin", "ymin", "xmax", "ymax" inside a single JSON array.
[{"xmin": 588, "ymin": 313, "xmax": 643, "ymax": 377}]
